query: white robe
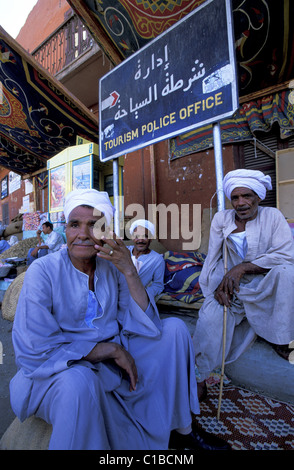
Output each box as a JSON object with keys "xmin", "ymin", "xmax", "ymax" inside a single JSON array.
[
  {"xmin": 193, "ymin": 206, "xmax": 294, "ymax": 381},
  {"xmin": 10, "ymin": 249, "xmax": 199, "ymax": 450}
]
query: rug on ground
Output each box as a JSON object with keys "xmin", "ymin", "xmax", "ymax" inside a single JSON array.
[{"xmin": 194, "ymin": 384, "xmax": 294, "ymax": 450}]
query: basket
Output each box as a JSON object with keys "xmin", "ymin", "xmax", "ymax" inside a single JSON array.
[{"xmin": 2, "ymin": 272, "xmax": 26, "ymax": 322}]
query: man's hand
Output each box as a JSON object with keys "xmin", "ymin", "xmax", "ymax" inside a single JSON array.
[
  {"xmin": 95, "ymin": 232, "xmax": 134, "ymax": 276},
  {"xmin": 112, "ymin": 344, "xmax": 138, "ymax": 392},
  {"xmin": 95, "ymin": 232, "xmax": 149, "ymax": 311},
  {"xmin": 214, "ymin": 265, "xmax": 245, "ymax": 306},
  {"xmin": 31, "ymin": 247, "xmax": 39, "ymax": 257},
  {"xmin": 84, "ymin": 342, "xmax": 138, "ymax": 392},
  {"xmin": 214, "ymin": 262, "xmax": 269, "ymax": 307}
]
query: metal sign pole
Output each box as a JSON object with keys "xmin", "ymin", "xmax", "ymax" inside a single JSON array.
[
  {"xmin": 112, "ymin": 158, "xmax": 120, "ymax": 236},
  {"xmin": 213, "ymin": 122, "xmax": 226, "ymax": 212},
  {"xmin": 213, "ymin": 120, "xmax": 227, "ymax": 421}
]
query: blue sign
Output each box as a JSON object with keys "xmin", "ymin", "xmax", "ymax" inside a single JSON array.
[{"xmin": 99, "ymin": 0, "xmax": 238, "ymax": 162}]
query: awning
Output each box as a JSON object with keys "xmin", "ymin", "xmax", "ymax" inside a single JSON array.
[
  {"xmin": 170, "ymin": 89, "xmax": 294, "ymax": 159},
  {"xmin": 67, "ymin": 0, "xmax": 294, "ymax": 97},
  {"xmin": 0, "ymin": 26, "xmax": 98, "ymax": 175}
]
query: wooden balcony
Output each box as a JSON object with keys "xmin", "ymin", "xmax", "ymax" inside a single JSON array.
[{"xmin": 32, "ymin": 14, "xmax": 93, "ymax": 76}]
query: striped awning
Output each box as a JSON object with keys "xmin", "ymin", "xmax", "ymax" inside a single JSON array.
[{"xmin": 170, "ymin": 89, "xmax": 294, "ymax": 158}]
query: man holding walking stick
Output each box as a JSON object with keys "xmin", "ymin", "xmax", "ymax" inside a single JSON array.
[{"xmin": 193, "ymin": 169, "xmax": 294, "ymax": 402}]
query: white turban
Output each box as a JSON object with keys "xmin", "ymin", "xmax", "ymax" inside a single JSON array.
[
  {"xmin": 223, "ymin": 169, "xmax": 272, "ymax": 200},
  {"xmin": 63, "ymin": 189, "xmax": 115, "ymax": 225},
  {"xmin": 130, "ymin": 219, "xmax": 155, "ymax": 237}
]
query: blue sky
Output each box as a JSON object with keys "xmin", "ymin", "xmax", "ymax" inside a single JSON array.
[{"xmin": 0, "ymin": 0, "xmax": 38, "ymax": 38}]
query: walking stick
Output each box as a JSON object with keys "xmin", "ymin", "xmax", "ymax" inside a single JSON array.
[{"xmin": 217, "ymin": 238, "xmax": 228, "ymax": 421}]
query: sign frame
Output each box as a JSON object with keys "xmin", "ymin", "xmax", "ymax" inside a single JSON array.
[{"xmin": 99, "ymin": 0, "xmax": 238, "ymax": 162}]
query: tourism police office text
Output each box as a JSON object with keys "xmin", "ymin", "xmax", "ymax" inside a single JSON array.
[{"xmin": 103, "ymin": 91, "xmax": 223, "ymax": 152}]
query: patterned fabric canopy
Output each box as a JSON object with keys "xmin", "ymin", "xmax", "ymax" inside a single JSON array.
[
  {"xmin": 0, "ymin": 27, "xmax": 98, "ymax": 175},
  {"xmin": 68, "ymin": 0, "xmax": 294, "ymax": 97},
  {"xmin": 170, "ymin": 90, "xmax": 294, "ymax": 158}
]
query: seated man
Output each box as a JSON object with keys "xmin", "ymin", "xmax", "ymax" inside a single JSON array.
[
  {"xmin": 10, "ymin": 188, "xmax": 230, "ymax": 451},
  {"xmin": 27, "ymin": 221, "xmax": 64, "ymax": 265},
  {"xmin": 193, "ymin": 169, "xmax": 294, "ymax": 400},
  {"xmin": 128, "ymin": 219, "xmax": 165, "ymax": 299}
]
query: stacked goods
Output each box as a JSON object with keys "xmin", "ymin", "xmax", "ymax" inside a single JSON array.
[
  {"xmin": 3, "ymin": 214, "xmax": 23, "ymax": 240},
  {"xmin": 0, "ymin": 238, "xmax": 38, "ymax": 260}
]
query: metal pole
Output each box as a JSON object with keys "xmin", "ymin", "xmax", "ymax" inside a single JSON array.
[
  {"xmin": 213, "ymin": 122, "xmax": 226, "ymax": 212},
  {"xmin": 217, "ymin": 239, "xmax": 228, "ymax": 421},
  {"xmin": 213, "ymin": 121, "xmax": 227, "ymax": 421},
  {"xmin": 112, "ymin": 158, "xmax": 120, "ymax": 236}
]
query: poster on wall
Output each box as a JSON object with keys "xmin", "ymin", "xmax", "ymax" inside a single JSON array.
[
  {"xmin": 9, "ymin": 172, "xmax": 21, "ymax": 193},
  {"xmin": 25, "ymin": 179, "xmax": 33, "ymax": 194},
  {"xmin": 50, "ymin": 165, "xmax": 66, "ymax": 212},
  {"xmin": 22, "ymin": 195, "xmax": 30, "ymax": 213},
  {"xmin": 72, "ymin": 156, "xmax": 91, "ymax": 190},
  {"xmin": 1, "ymin": 175, "xmax": 8, "ymax": 199}
]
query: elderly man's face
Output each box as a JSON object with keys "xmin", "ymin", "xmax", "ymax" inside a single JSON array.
[
  {"xmin": 66, "ymin": 205, "xmax": 104, "ymax": 261},
  {"xmin": 231, "ymin": 187, "xmax": 261, "ymax": 221},
  {"xmin": 132, "ymin": 227, "xmax": 151, "ymax": 254}
]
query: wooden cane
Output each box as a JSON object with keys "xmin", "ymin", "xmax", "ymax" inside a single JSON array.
[{"xmin": 217, "ymin": 238, "xmax": 228, "ymax": 421}]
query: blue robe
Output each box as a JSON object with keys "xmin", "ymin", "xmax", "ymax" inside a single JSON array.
[
  {"xmin": 10, "ymin": 248, "xmax": 199, "ymax": 450},
  {"xmin": 127, "ymin": 247, "xmax": 165, "ymax": 299},
  {"xmin": 0, "ymin": 240, "xmax": 10, "ymax": 253}
]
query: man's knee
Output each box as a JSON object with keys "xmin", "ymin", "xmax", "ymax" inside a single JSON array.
[
  {"xmin": 50, "ymin": 366, "xmax": 96, "ymax": 407},
  {"xmin": 272, "ymin": 264, "xmax": 294, "ymax": 278},
  {"xmin": 162, "ymin": 316, "xmax": 190, "ymax": 338}
]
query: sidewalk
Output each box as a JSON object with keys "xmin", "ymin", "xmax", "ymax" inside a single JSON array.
[{"xmin": 0, "ymin": 314, "xmax": 17, "ymax": 439}]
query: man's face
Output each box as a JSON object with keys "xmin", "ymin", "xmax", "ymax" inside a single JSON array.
[
  {"xmin": 231, "ymin": 187, "xmax": 261, "ymax": 221},
  {"xmin": 42, "ymin": 224, "xmax": 49, "ymax": 234},
  {"xmin": 132, "ymin": 227, "xmax": 151, "ymax": 253},
  {"xmin": 66, "ymin": 205, "xmax": 104, "ymax": 261}
]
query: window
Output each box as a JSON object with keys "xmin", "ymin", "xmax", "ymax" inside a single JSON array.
[{"xmin": 240, "ymin": 131, "xmax": 294, "ymax": 208}]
